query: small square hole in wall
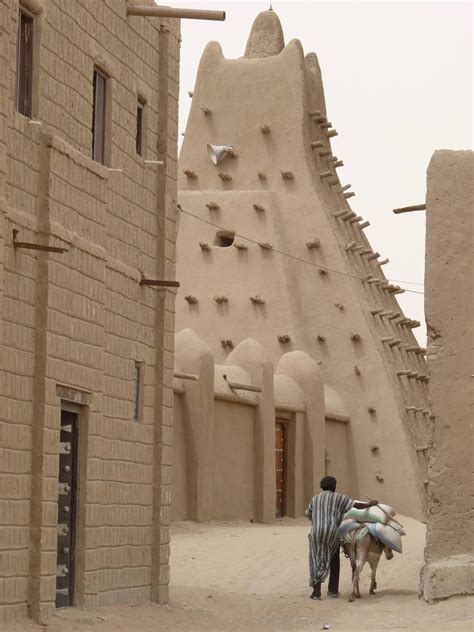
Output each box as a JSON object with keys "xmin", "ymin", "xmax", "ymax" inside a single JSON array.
[
  {"xmin": 133, "ymin": 362, "xmax": 144, "ymax": 422},
  {"xmin": 214, "ymin": 231, "xmax": 235, "ymax": 247}
]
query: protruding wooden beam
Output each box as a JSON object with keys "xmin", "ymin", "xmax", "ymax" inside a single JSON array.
[
  {"xmin": 223, "ymin": 374, "xmax": 261, "ymax": 393},
  {"xmin": 388, "ymin": 339, "xmax": 402, "ymax": 347},
  {"xmin": 13, "ymin": 241, "xmax": 68, "ymax": 253},
  {"xmin": 341, "ymin": 211, "xmax": 356, "ymax": 221},
  {"xmin": 393, "ymin": 203, "xmax": 426, "ymax": 215},
  {"xmin": 127, "ymin": 4, "xmax": 226, "ymax": 21},
  {"xmin": 174, "ymin": 372, "xmax": 199, "ymax": 381},
  {"xmin": 140, "ymin": 279, "xmax": 180, "ymax": 287}
]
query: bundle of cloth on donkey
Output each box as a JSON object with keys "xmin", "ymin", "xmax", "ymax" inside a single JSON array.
[{"xmin": 305, "ymin": 476, "xmax": 405, "ymax": 602}]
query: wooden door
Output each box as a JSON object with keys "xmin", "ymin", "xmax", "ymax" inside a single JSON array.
[
  {"xmin": 56, "ymin": 410, "xmax": 79, "ymax": 607},
  {"xmin": 275, "ymin": 421, "xmax": 286, "ymax": 517}
]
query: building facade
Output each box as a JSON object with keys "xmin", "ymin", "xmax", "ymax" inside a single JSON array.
[
  {"xmin": 0, "ymin": 0, "xmax": 180, "ymax": 624},
  {"xmin": 175, "ymin": 11, "xmax": 430, "ymax": 521}
]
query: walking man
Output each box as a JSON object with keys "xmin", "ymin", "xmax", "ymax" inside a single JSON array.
[{"xmin": 305, "ymin": 476, "xmax": 377, "ymax": 599}]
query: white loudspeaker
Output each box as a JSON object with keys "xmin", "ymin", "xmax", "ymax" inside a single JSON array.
[{"xmin": 207, "ymin": 144, "xmax": 234, "ymax": 165}]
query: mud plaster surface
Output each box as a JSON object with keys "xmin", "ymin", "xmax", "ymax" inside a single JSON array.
[{"xmin": 9, "ymin": 517, "xmax": 472, "ymax": 631}]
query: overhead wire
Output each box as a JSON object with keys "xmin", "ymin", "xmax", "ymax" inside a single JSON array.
[{"xmin": 178, "ymin": 207, "xmax": 425, "ymax": 296}]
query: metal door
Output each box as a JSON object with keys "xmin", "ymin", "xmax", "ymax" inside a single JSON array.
[
  {"xmin": 56, "ymin": 410, "xmax": 78, "ymax": 608},
  {"xmin": 275, "ymin": 421, "xmax": 286, "ymax": 517}
]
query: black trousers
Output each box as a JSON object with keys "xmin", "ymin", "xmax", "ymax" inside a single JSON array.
[{"xmin": 313, "ymin": 548, "xmax": 340, "ymax": 596}]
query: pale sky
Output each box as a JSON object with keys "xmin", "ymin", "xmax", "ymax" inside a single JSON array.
[{"xmin": 170, "ymin": 0, "xmax": 473, "ymax": 344}]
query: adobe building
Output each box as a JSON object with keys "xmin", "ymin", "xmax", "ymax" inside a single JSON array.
[
  {"xmin": 174, "ymin": 11, "xmax": 431, "ymax": 522},
  {"xmin": 420, "ymin": 150, "xmax": 473, "ymax": 601},
  {"xmin": 0, "ymin": 0, "xmax": 180, "ymax": 624}
]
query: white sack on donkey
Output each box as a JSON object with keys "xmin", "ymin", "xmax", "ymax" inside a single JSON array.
[{"xmin": 339, "ymin": 500, "xmax": 406, "ymax": 601}]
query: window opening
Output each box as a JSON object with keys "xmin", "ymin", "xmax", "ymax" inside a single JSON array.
[
  {"xmin": 92, "ymin": 68, "xmax": 107, "ymax": 164},
  {"xmin": 136, "ymin": 99, "xmax": 145, "ymax": 156},
  {"xmin": 133, "ymin": 362, "xmax": 143, "ymax": 422},
  {"xmin": 16, "ymin": 9, "xmax": 34, "ymax": 117},
  {"xmin": 214, "ymin": 231, "xmax": 235, "ymax": 248}
]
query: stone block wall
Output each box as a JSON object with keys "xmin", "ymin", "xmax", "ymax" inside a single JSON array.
[{"xmin": 0, "ymin": 0, "xmax": 179, "ymax": 624}]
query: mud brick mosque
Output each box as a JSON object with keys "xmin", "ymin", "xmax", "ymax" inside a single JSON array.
[{"xmin": 173, "ymin": 9, "xmax": 430, "ymax": 523}]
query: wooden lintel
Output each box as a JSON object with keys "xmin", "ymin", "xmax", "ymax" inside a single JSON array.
[
  {"xmin": 127, "ymin": 5, "xmax": 226, "ymax": 21},
  {"xmin": 13, "ymin": 241, "xmax": 68, "ymax": 253},
  {"xmin": 393, "ymin": 204, "xmax": 426, "ymax": 215},
  {"xmin": 140, "ymin": 279, "xmax": 180, "ymax": 287}
]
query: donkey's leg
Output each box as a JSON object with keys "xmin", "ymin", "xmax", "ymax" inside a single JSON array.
[
  {"xmin": 350, "ymin": 540, "xmax": 370, "ymax": 601},
  {"xmin": 368, "ymin": 553, "xmax": 381, "ymax": 594},
  {"xmin": 349, "ymin": 542, "xmax": 368, "ymax": 601}
]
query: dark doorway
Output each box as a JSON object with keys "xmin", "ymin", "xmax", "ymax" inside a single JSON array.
[
  {"xmin": 56, "ymin": 409, "xmax": 79, "ymax": 608},
  {"xmin": 275, "ymin": 421, "xmax": 286, "ymax": 518}
]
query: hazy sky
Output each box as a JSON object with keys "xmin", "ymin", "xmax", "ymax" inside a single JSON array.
[{"xmin": 171, "ymin": 0, "xmax": 472, "ymax": 344}]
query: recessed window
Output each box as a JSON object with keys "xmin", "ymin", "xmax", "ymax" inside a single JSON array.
[
  {"xmin": 136, "ymin": 99, "xmax": 145, "ymax": 156},
  {"xmin": 133, "ymin": 362, "xmax": 143, "ymax": 422},
  {"xmin": 15, "ymin": 9, "xmax": 34, "ymax": 117},
  {"xmin": 214, "ymin": 231, "xmax": 235, "ymax": 247},
  {"xmin": 92, "ymin": 68, "xmax": 107, "ymax": 164}
]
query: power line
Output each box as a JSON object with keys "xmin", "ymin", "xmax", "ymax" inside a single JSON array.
[{"xmin": 178, "ymin": 207, "xmax": 425, "ymax": 296}]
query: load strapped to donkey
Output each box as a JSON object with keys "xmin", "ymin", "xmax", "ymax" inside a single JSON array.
[{"xmin": 338, "ymin": 502, "xmax": 406, "ymax": 601}]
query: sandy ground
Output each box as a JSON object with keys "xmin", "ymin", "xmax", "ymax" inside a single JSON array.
[{"xmin": 7, "ymin": 516, "xmax": 473, "ymax": 631}]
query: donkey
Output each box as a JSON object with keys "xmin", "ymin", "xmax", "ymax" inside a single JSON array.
[{"xmin": 342, "ymin": 530, "xmax": 394, "ymax": 602}]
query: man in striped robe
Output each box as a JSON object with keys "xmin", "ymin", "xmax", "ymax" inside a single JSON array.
[{"xmin": 305, "ymin": 476, "xmax": 377, "ymax": 599}]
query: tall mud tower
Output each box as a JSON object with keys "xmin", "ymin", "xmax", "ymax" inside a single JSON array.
[{"xmin": 177, "ymin": 11, "xmax": 429, "ymax": 518}]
